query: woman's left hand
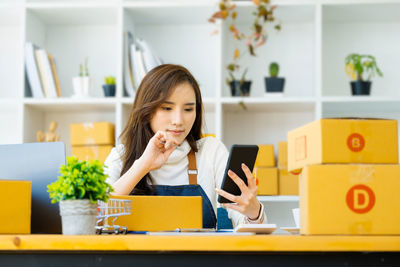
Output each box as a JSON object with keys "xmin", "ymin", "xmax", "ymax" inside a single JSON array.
[{"xmin": 216, "ymin": 163, "xmax": 261, "ymax": 220}]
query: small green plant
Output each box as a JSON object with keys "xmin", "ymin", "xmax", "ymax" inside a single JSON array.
[
  {"xmin": 47, "ymin": 156, "xmax": 113, "ymax": 204},
  {"xmin": 345, "ymin": 53, "xmax": 383, "ymax": 81},
  {"xmin": 269, "ymin": 62, "xmax": 279, "ymax": 77},
  {"xmin": 104, "ymin": 76, "xmax": 116, "ymax": 85},
  {"xmin": 79, "ymin": 57, "xmax": 89, "ymax": 77}
]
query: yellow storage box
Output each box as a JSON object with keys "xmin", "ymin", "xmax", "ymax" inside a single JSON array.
[
  {"xmin": 70, "ymin": 122, "xmax": 115, "ymax": 146},
  {"xmin": 255, "ymin": 144, "xmax": 275, "ymax": 167},
  {"xmin": 255, "ymin": 167, "xmax": 278, "ymax": 195},
  {"xmin": 300, "ymin": 164, "xmax": 400, "ymax": 235},
  {"xmin": 278, "ymin": 141, "xmax": 288, "ymax": 169},
  {"xmin": 109, "ymin": 195, "xmax": 202, "ymax": 231},
  {"xmin": 288, "ymin": 118, "xmax": 398, "ymax": 171},
  {"xmin": 0, "ymin": 180, "xmax": 31, "ymax": 234},
  {"xmin": 72, "ymin": 145, "xmax": 113, "ymax": 163},
  {"xmin": 278, "ymin": 169, "xmax": 299, "ymax": 195}
]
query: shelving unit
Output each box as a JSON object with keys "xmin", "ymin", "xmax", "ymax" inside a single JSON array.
[{"xmin": 2, "ymin": 0, "xmax": 400, "ymax": 226}]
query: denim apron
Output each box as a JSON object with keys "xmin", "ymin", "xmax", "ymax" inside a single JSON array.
[{"xmin": 150, "ymin": 149, "xmax": 217, "ymax": 229}]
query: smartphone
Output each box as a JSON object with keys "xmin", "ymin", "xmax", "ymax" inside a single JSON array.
[{"xmin": 218, "ymin": 144, "xmax": 259, "ymax": 203}]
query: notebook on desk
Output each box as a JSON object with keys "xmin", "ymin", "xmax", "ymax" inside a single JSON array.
[{"xmin": 110, "ymin": 195, "xmax": 203, "ymax": 231}]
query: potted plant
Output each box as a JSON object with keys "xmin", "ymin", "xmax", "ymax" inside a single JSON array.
[
  {"xmin": 47, "ymin": 156, "xmax": 113, "ymax": 235},
  {"xmin": 345, "ymin": 53, "xmax": 383, "ymax": 96},
  {"xmin": 209, "ymin": 0, "xmax": 281, "ymax": 97},
  {"xmin": 103, "ymin": 75, "xmax": 116, "ymax": 97},
  {"xmin": 265, "ymin": 62, "xmax": 285, "ymax": 94},
  {"xmin": 228, "ymin": 67, "xmax": 251, "ymax": 96},
  {"xmin": 72, "ymin": 57, "xmax": 91, "ymax": 97}
]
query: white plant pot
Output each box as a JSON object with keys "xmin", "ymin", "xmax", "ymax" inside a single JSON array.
[
  {"xmin": 72, "ymin": 76, "xmax": 91, "ymax": 98},
  {"xmin": 59, "ymin": 199, "xmax": 97, "ymax": 235}
]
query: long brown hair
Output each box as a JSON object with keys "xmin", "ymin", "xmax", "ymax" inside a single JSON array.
[{"xmin": 119, "ymin": 64, "xmax": 203, "ymax": 194}]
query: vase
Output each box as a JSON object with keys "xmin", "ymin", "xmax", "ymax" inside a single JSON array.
[
  {"xmin": 351, "ymin": 81, "xmax": 371, "ymax": 95},
  {"xmin": 229, "ymin": 81, "xmax": 252, "ymax": 97},
  {"xmin": 59, "ymin": 199, "xmax": 97, "ymax": 235}
]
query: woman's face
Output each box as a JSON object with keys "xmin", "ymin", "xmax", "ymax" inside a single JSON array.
[{"xmin": 150, "ymin": 82, "xmax": 197, "ymax": 145}]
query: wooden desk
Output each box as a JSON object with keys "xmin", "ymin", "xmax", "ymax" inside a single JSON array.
[{"xmin": 1, "ymin": 235, "xmax": 400, "ymax": 266}]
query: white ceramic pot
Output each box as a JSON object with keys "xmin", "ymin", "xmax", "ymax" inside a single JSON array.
[
  {"xmin": 59, "ymin": 199, "xmax": 97, "ymax": 235},
  {"xmin": 72, "ymin": 76, "xmax": 91, "ymax": 97}
]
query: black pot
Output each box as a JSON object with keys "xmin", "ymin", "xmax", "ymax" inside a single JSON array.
[
  {"xmin": 229, "ymin": 81, "xmax": 252, "ymax": 97},
  {"xmin": 265, "ymin": 77, "xmax": 285, "ymax": 93},
  {"xmin": 103, "ymin": 84, "xmax": 116, "ymax": 97},
  {"xmin": 351, "ymin": 81, "xmax": 371, "ymax": 96}
]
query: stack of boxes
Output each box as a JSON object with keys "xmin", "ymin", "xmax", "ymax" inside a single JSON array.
[
  {"xmin": 254, "ymin": 145, "xmax": 278, "ymax": 195},
  {"xmin": 254, "ymin": 143, "xmax": 300, "ymax": 196},
  {"xmin": 277, "ymin": 141, "xmax": 299, "ymax": 195},
  {"xmin": 288, "ymin": 118, "xmax": 399, "ymax": 235},
  {"xmin": 70, "ymin": 122, "xmax": 115, "ymax": 163}
]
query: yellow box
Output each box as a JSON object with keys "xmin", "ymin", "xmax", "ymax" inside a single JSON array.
[
  {"xmin": 72, "ymin": 145, "xmax": 113, "ymax": 163},
  {"xmin": 279, "ymin": 169, "xmax": 299, "ymax": 195},
  {"xmin": 109, "ymin": 195, "xmax": 202, "ymax": 231},
  {"xmin": 288, "ymin": 118, "xmax": 398, "ymax": 171},
  {"xmin": 0, "ymin": 180, "xmax": 31, "ymax": 234},
  {"xmin": 300, "ymin": 164, "xmax": 400, "ymax": 235},
  {"xmin": 278, "ymin": 141, "xmax": 288, "ymax": 169},
  {"xmin": 255, "ymin": 144, "xmax": 275, "ymax": 167},
  {"xmin": 70, "ymin": 122, "xmax": 115, "ymax": 146},
  {"xmin": 255, "ymin": 167, "xmax": 278, "ymax": 195}
]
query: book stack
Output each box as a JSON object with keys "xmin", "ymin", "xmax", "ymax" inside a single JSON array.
[
  {"xmin": 288, "ymin": 118, "xmax": 400, "ymax": 235},
  {"xmin": 24, "ymin": 42, "xmax": 62, "ymax": 98},
  {"xmin": 123, "ymin": 31, "xmax": 162, "ymax": 97}
]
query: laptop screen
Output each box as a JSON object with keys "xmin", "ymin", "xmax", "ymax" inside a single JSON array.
[{"xmin": 0, "ymin": 142, "xmax": 66, "ymax": 234}]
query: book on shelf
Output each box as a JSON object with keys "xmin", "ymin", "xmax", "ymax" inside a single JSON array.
[
  {"xmin": 127, "ymin": 36, "xmax": 162, "ymax": 90},
  {"xmin": 131, "ymin": 43, "xmax": 144, "ymax": 89},
  {"xmin": 136, "ymin": 38, "xmax": 162, "ymax": 73},
  {"xmin": 48, "ymin": 53, "xmax": 62, "ymax": 97},
  {"xmin": 35, "ymin": 49, "xmax": 58, "ymax": 98},
  {"xmin": 24, "ymin": 42, "xmax": 44, "ymax": 98},
  {"xmin": 123, "ymin": 31, "xmax": 135, "ymax": 97}
]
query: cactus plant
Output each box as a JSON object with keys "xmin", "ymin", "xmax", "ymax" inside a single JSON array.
[
  {"xmin": 79, "ymin": 57, "xmax": 89, "ymax": 77},
  {"xmin": 269, "ymin": 62, "xmax": 279, "ymax": 77},
  {"xmin": 104, "ymin": 76, "xmax": 116, "ymax": 85}
]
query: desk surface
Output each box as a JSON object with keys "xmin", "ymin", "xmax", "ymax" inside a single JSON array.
[{"xmin": 1, "ymin": 234, "xmax": 400, "ymax": 252}]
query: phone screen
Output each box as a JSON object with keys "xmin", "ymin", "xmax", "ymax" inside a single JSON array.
[{"xmin": 218, "ymin": 144, "xmax": 259, "ymax": 203}]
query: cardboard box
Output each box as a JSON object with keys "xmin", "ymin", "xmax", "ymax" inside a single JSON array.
[
  {"xmin": 255, "ymin": 144, "xmax": 275, "ymax": 167},
  {"xmin": 109, "ymin": 195, "xmax": 202, "ymax": 231},
  {"xmin": 255, "ymin": 167, "xmax": 278, "ymax": 195},
  {"xmin": 72, "ymin": 145, "xmax": 113, "ymax": 163},
  {"xmin": 0, "ymin": 180, "xmax": 31, "ymax": 234},
  {"xmin": 278, "ymin": 141, "xmax": 288, "ymax": 169},
  {"xmin": 70, "ymin": 122, "xmax": 115, "ymax": 146},
  {"xmin": 279, "ymin": 169, "xmax": 299, "ymax": 195},
  {"xmin": 288, "ymin": 118, "xmax": 398, "ymax": 171},
  {"xmin": 300, "ymin": 164, "xmax": 400, "ymax": 235}
]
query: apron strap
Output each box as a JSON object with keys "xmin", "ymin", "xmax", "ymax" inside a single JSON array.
[{"xmin": 187, "ymin": 149, "xmax": 198, "ymax": 185}]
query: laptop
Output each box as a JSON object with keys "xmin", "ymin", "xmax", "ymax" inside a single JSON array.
[{"xmin": 0, "ymin": 142, "xmax": 66, "ymax": 234}]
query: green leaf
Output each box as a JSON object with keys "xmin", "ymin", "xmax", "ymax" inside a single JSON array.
[{"xmin": 47, "ymin": 156, "xmax": 112, "ymax": 204}]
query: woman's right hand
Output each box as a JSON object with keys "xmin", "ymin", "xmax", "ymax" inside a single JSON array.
[{"xmin": 137, "ymin": 130, "xmax": 179, "ymax": 172}]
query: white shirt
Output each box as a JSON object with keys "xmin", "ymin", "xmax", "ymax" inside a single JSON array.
[{"xmin": 104, "ymin": 137, "xmax": 266, "ymax": 227}]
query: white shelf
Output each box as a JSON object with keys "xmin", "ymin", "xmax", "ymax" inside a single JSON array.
[
  {"xmin": 221, "ymin": 97, "xmax": 316, "ymax": 112},
  {"xmin": 23, "ymin": 97, "xmax": 117, "ymax": 112},
  {"xmin": 321, "ymin": 96, "xmax": 400, "ymax": 102},
  {"xmin": 257, "ymin": 195, "xmax": 299, "ymax": 202}
]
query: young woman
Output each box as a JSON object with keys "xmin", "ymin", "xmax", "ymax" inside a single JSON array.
[{"xmin": 104, "ymin": 64, "xmax": 266, "ymax": 228}]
